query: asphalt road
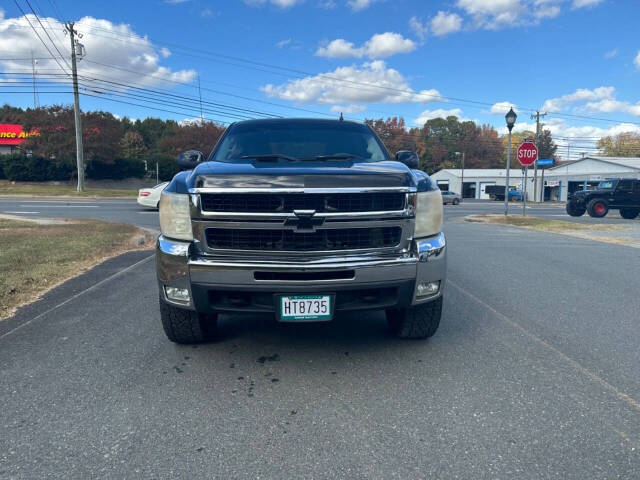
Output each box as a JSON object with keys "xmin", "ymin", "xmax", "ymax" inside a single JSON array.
[{"xmin": 1, "ymin": 199, "xmax": 639, "ymax": 479}]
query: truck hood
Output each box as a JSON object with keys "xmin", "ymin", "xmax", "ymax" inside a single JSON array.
[{"xmin": 188, "ymin": 160, "xmax": 416, "ymax": 190}]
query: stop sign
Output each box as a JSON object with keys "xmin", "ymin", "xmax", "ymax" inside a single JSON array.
[{"xmin": 517, "ymin": 141, "xmax": 538, "ymax": 166}]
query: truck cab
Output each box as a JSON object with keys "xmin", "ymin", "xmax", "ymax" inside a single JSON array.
[{"xmin": 156, "ymin": 118, "xmax": 447, "ymax": 343}]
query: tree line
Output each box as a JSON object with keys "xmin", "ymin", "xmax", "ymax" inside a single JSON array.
[{"xmin": 10, "ymin": 104, "xmax": 639, "ymax": 183}]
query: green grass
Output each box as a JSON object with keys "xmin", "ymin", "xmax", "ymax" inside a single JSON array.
[
  {"xmin": 0, "ymin": 218, "xmax": 152, "ymax": 319},
  {"xmin": 0, "ymin": 180, "xmax": 138, "ymax": 197}
]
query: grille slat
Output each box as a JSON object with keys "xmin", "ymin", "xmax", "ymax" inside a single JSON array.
[
  {"xmin": 201, "ymin": 193, "xmax": 405, "ymax": 213},
  {"xmin": 205, "ymin": 227, "xmax": 401, "ymax": 251}
]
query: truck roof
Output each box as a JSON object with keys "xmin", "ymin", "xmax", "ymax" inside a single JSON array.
[{"xmin": 228, "ymin": 118, "xmax": 367, "ymax": 129}]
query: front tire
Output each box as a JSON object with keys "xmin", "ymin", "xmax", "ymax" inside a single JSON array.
[
  {"xmin": 386, "ymin": 297, "xmax": 443, "ymax": 339},
  {"xmin": 587, "ymin": 198, "xmax": 609, "ymax": 218},
  {"xmin": 620, "ymin": 208, "xmax": 640, "ymax": 219},
  {"xmin": 453, "ymin": 199, "xmax": 460, "ymax": 205},
  {"xmin": 160, "ymin": 299, "xmax": 217, "ymax": 344},
  {"xmin": 566, "ymin": 201, "xmax": 586, "ymax": 217}
]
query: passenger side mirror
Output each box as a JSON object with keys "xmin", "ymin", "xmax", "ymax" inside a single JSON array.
[
  {"xmin": 177, "ymin": 150, "xmax": 205, "ymax": 170},
  {"xmin": 395, "ymin": 150, "xmax": 419, "ymax": 169}
]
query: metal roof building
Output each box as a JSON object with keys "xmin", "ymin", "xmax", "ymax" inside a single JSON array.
[{"xmin": 431, "ymin": 156, "xmax": 640, "ymax": 202}]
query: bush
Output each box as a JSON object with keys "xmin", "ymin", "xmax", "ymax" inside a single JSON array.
[
  {"xmin": 0, "ymin": 154, "xmax": 73, "ymax": 181},
  {"xmin": 153, "ymin": 153, "xmax": 180, "ymax": 181},
  {"xmin": 86, "ymin": 157, "xmax": 145, "ymax": 180}
]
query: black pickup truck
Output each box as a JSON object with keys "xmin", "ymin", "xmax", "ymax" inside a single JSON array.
[
  {"xmin": 566, "ymin": 178, "xmax": 640, "ymax": 218},
  {"xmin": 156, "ymin": 118, "xmax": 447, "ymax": 343}
]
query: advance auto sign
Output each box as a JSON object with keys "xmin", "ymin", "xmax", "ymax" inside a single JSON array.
[{"xmin": 0, "ymin": 124, "xmax": 40, "ymax": 146}]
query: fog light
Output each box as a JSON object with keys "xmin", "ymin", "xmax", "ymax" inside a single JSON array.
[
  {"xmin": 165, "ymin": 286, "xmax": 190, "ymax": 303},
  {"xmin": 416, "ymin": 281, "xmax": 440, "ymax": 297}
]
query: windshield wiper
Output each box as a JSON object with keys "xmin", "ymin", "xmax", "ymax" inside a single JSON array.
[
  {"xmin": 239, "ymin": 154, "xmax": 300, "ymax": 162},
  {"xmin": 304, "ymin": 153, "xmax": 361, "ymax": 161}
]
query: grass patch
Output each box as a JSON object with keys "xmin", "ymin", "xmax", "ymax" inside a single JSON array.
[
  {"xmin": 465, "ymin": 214, "xmax": 623, "ymax": 232},
  {"xmin": 0, "ymin": 180, "xmax": 137, "ymax": 197},
  {"xmin": 0, "ymin": 218, "xmax": 153, "ymax": 320}
]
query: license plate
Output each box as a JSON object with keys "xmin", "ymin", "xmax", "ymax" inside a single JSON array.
[{"xmin": 279, "ymin": 295, "xmax": 332, "ymax": 322}]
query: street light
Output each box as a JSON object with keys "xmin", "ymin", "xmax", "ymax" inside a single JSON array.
[
  {"xmin": 504, "ymin": 107, "xmax": 517, "ymax": 215},
  {"xmin": 455, "ymin": 151, "xmax": 465, "ymax": 199}
]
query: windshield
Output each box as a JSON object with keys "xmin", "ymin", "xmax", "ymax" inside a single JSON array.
[
  {"xmin": 598, "ymin": 180, "xmax": 617, "ymax": 189},
  {"xmin": 211, "ymin": 121, "xmax": 389, "ymax": 163}
]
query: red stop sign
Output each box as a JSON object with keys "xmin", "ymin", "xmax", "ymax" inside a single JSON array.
[{"xmin": 517, "ymin": 141, "xmax": 538, "ymax": 166}]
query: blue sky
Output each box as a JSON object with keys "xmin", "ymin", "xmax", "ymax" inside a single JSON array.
[{"xmin": 1, "ymin": 0, "xmax": 639, "ymax": 159}]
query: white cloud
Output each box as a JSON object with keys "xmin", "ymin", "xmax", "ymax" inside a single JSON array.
[
  {"xmin": 414, "ymin": 108, "xmax": 467, "ymax": 126},
  {"xmin": 430, "ymin": 11, "xmax": 463, "ymax": 36},
  {"xmin": 534, "ymin": 4, "xmax": 560, "ymax": 19},
  {"xmin": 316, "ymin": 32, "xmax": 415, "ymax": 59},
  {"xmin": 347, "ymin": 0, "xmax": 372, "ymax": 11},
  {"xmin": 456, "ymin": 0, "xmax": 523, "ymax": 29},
  {"xmin": 160, "ymin": 47, "xmax": 171, "ymax": 58},
  {"xmin": 409, "ymin": 16, "xmax": 428, "ymax": 41},
  {"xmin": 490, "ymin": 102, "xmax": 518, "ymax": 115},
  {"xmin": 276, "ymin": 38, "xmax": 292, "ymax": 48},
  {"xmin": 0, "ymin": 14, "xmax": 196, "ymax": 88},
  {"xmin": 243, "ymin": 0, "xmax": 303, "ymax": 8},
  {"xmin": 635, "ymin": 51, "xmax": 640, "ymax": 69},
  {"xmin": 164, "ymin": 0, "xmax": 189, "ymax": 3},
  {"xmin": 317, "ymin": 0, "xmax": 337, "ymax": 8},
  {"xmin": 261, "ymin": 60, "xmax": 442, "ymax": 104},
  {"xmin": 604, "ymin": 48, "xmax": 618, "ymax": 59},
  {"xmin": 330, "ymin": 104, "xmax": 366, "ymax": 113},
  {"xmin": 572, "ymin": 0, "xmax": 603, "ymax": 8},
  {"xmin": 586, "ymin": 99, "xmax": 640, "ymax": 117},
  {"xmin": 542, "ymin": 86, "xmax": 615, "ymax": 112}
]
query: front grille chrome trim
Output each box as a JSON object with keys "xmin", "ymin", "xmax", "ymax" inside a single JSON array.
[{"xmin": 190, "ymin": 186, "xmax": 416, "ymax": 194}]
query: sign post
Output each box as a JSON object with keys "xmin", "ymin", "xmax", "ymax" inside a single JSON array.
[
  {"xmin": 536, "ymin": 159, "xmax": 554, "ymax": 202},
  {"xmin": 517, "ymin": 140, "xmax": 538, "ymax": 216}
]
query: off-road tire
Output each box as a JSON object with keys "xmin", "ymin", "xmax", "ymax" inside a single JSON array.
[
  {"xmin": 566, "ymin": 201, "xmax": 586, "ymax": 217},
  {"xmin": 386, "ymin": 296, "xmax": 443, "ymax": 339},
  {"xmin": 620, "ymin": 208, "xmax": 640, "ymax": 220},
  {"xmin": 587, "ymin": 198, "xmax": 609, "ymax": 218},
  {"xmin": 159, "ymin": 299, "xmax": 217, "ymax": 344}
]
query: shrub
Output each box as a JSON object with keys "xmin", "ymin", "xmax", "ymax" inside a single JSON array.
[
  {"xmin": 86, "ymin": 158, "xmax": 145, "ymax": 180},
  {"xmin": 153, "ymin": 153, "xmax": 180, "ymax": 181},
  {"xmin": 0, "ymin": 154, "xmax": 73, "ymax": 181}
]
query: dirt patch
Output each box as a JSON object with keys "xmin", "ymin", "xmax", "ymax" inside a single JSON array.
[
  {"xmin": 464, "ymin": 214, "xmax": 640, "ymax": 248},
  {"xmin": 0, "ymin": 218, "xmax": 155, "ymax": 320}
]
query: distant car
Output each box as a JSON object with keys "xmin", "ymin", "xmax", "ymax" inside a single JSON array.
[
  {"xmin": 137, "ymin": 182, "xmax": 169, "ymax": 208},
  {"xmin": 441, "ymin": 191, "xmax": 461, "ymax": 205}
]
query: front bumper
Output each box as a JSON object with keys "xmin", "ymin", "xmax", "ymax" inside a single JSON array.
[{"xmin": 156, "ymin": 232, "xmax": 446, "ymax": 314}]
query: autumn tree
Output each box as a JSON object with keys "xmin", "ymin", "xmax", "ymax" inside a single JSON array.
[
  {"xmin": 158, "ymin": 121, "xmax": 225, "ymax": 157},
  {"xmin": 597, "ymin": 132, "xmax": 640, "ymax": 157},
  {"xmin": 120, "ymin": 131, "xmax": 147, "ymax": 160}
]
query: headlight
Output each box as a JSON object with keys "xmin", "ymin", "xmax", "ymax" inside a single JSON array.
[
  {"xmin": 414, "ymin": 190, "xmax": 443, "ymax": 238},
  {"xmin": 159, "ymin": 192, "xmax": 193, "ymax": 241}
]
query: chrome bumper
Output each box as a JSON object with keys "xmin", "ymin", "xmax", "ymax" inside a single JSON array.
[{"xmin": 156, "ymin": 232, "xmax": 446, "ymax": 311}]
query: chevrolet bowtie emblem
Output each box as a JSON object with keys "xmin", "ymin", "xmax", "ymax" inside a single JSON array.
[{"xmin": 286, "ymin": 210, "xmax": 325, "ymax": 232}]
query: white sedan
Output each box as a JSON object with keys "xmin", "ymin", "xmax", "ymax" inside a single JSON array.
[{"xmin": 137, "ymin": 182, "xmax": 169, "ymax": 208}]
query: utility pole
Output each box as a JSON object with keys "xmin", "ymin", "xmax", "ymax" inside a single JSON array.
[
  {"xmin": 31, "ymin": 51, "xmax": 38, "ymax": 108},
  {"xmin": 65, "ymin": 22, "xmax": 85, "ymax": 192},
  {"xmin": 531, "ymin": 110, "xmax": 546, "ymax": 202}
]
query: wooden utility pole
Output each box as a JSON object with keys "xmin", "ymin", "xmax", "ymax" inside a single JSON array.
[{"xmin": 65, "ymin": 22, "xmax": 85, "ymax": 192}]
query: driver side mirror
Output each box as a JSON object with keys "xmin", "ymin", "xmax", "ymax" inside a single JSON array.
[
  {"xmin": 177, "ymin": 150, "xmax": 205, "ymax": 170},
  {"xmin": 395, "ymin": 150, "xmax": 419, "ymax": 169}
]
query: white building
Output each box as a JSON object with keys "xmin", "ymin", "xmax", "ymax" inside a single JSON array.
[{"xmin": 431, "ymin": 156, "xmax": 640, "ymax": 202}]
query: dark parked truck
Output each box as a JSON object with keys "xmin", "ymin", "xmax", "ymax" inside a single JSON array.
[
  {"xmin": 156, "ymin": 118, "xmax": 446, "ymax": 343},
  {"xmin": 484, "ymin": 185, "xmax": 522, "ymax": 201},
  {"xmin": 566, "ymin": 178, "xmax": 640, "ymax": 218}
]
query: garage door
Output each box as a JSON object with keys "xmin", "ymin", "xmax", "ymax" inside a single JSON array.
[{"xmin": 479, "ymin": 182, "xmax": 495, "ymax": 200}]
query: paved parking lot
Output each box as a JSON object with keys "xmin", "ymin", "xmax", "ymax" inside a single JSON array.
[{"xmin": 1, "ymin": 198, "xmax": 639, "ymax": 478}]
